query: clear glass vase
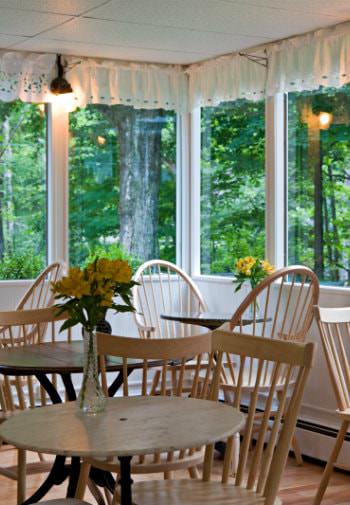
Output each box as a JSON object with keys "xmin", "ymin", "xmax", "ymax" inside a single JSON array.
[{"xmin": 78, "ymin": 327, "xmax": 106, "ymax": 415}]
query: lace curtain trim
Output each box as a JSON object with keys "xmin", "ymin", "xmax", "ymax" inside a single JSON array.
[
  {"xmin": 187, "ymin": 52, "xmax": 266, "ymax": 108},
  {"xmin": 0, "ymin": 51, "xmax": 56, "ymax": 103},
  {"xmin": 66, "ymin": 58, "xmax": 188, "ymax": 112},
  {"xmin": 266, "ymin": 21, "xmax": 350, "ymax": 95},
  {"xmin": 1, "ymin": 21, "xmax": 350, "ymax": 111}
]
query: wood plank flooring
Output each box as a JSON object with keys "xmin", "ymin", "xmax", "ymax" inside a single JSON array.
[{"xmin": 0, "ymin": 446, "xmax": 349, "ymax": 504}]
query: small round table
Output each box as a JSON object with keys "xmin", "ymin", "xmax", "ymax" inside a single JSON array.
[
  {"xmin": 0, "ymin": 341, "xmax": 162, "ymax": 504},
  {"xmin": 161, "ymin": 311, "xmax": 267, "ymax": 330},
  {"xmin": 0, "ymin": 396, "xmax": 246, "ymax": 505}
]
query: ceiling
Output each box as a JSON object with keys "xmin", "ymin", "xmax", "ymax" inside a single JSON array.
[{"xmin": 0, "ymin": 0, "xmax": 349, "ymax": 64}]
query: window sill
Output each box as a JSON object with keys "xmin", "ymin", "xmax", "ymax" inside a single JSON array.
[{"xmin": 193, "ymin": 274, "xmax": 350, "ymax": 297}]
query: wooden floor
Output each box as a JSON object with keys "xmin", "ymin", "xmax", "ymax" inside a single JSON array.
[{"xmin": 0, "ymin": 446, "xmax": 349, "ymax": 505}]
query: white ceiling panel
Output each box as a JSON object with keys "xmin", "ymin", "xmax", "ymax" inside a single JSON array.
[
  {"xmin": 87, "ymin": 0, "xmax": 347, "ymax": 38},
  {"xmin": 0, "ymin": 34, "xmax": 29, "ymax": 48},
  {"xmin": 227, "ymin": 0, "xmax": 350, "ymax": 18},
  {"xmin": 39, "ymin": 17, "xmax": 270, "ymax": 54},
  {"xmin": 0, "ymin": 0, "xmax": 107, "ymax": 16},
  {"xmin": 14, "ymin": 37, "xmax": 206, "ymax": 64},
  {"xmin": 0, "ymin": 0, "xmax": 349, "ymax": 64},
  {"xmin": 0, "ymin": 8, "xmax": 71, "ymax": 37}
]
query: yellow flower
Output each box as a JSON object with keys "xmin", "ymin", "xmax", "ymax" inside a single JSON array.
[
  {"xmin": 52, "ymin": 267, "xmax": 91, "ymax": 299},
  {"xmin": 261, "ymin": 260, "xmax": 275, "ymax": 274}
]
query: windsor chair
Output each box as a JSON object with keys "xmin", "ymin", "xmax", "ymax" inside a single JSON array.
[
  {"xmin": 75, "ymin": 331, "xmax": 214, "ymax": 502},
  {"xmin": 219, "ymin": 265, "xmax": 319, "ymax": 470},
  {"xmin": 313, "ymin": 306, "xmax": 350, "ymax": 505},
  {"xmin": 0, "ymin": 306, "xmax": 70, "ymax": 504},
  {"xmin": 130, "ymin": 329, "xmax": 315, "ymax": 505},
  {"xmin": 133, "ymin": 259, "xmax": 208, "ymax": 339}
]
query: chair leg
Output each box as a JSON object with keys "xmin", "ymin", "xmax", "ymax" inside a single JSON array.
[
  {"xmin": 17, "ymin": 449, "xmax": 26, "ymax": 505},
  {"xmin": 291, "ymin": 433, "xmax": 303, "ymax": 466},
  {"xmin": 75, "ymin": 460, "xmax": 91, "ymax": 499},
  {"xmin": 188, "ymin": 466, "xmax": 200, "ymax": 479},
  {"xmin": 313, "ymin": 420, "xmax": 349, "ymax": 505},
  {"xmin": 231, "ymin": 432, "xmax": 240, "ymax": 476}
]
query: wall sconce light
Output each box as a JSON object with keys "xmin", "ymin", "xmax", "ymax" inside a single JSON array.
[
  {"xmin": 318, "ymin": 111, "xmax": 333, "ymax": 130},
  {"xmin": 50, "ymin": 54, "xmax": 73, "ymax": 95}
]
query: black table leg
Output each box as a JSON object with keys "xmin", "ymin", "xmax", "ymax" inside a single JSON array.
[
  {"xmin": 22, "ymin": 455, "xmax": 69, "ymax": 505},
  {"xmin": 61, "ymin": 373, "xmax": 77, "ymax": 401},
  {"xmin": 118, "ymin": 456, "xmax": 133, "ymax": 505},
  {"xmin": 66, "ymin": 456, "xmax": 81, "ymax": 497},
  {"xmin": 108, "ymin": 368, "xmax": 133, "ymax": 397},
  {"xmin": 36, "ymin": 373, "xmax": 62, "ymax": 404}
]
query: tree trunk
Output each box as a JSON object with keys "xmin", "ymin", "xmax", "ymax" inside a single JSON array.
[{"xmin": 97, "ymin": 105, "xmax": 163, "ymax": 260}]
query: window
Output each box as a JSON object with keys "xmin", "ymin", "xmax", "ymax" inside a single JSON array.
[
  {"xmin": 288, "ymin": 86, "xmax": 350, "ymax": 286},
  {"xmin": 200, "ymin": 99, "xmax": 265, "ymax": 275},
  {"xmin": 0, "ymin": 101, "xmax": 47, "ymax": 280},
  {"xmin": 69, "ymin": 105, "xmax": 176, "ymax": 268}
]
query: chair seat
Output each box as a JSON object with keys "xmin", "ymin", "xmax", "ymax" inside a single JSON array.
[
  {"xmin": 336, "ymin": 408, "xmax": 350, "ymax": 419},
  {"xmin": 86, "ymin": 448, "xmax": 204, "ymax": 474},
  {"xmin": 132, "ymin": 479, "xmax": 282, "ymax": 505}
]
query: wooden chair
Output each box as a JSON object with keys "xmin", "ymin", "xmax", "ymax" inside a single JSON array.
[
  {"xmin": 219, "ymin": 265, "xmax": 319, "ymax": 469},
  {"xmin": 15, "ymin": 261, "xmax": 65, "ymax": 311},
  {"xmin": 313, "ymin": 306, "xmax": 350, "ymax": 505},
  {"xmin": 127, "ymin": 329, "xmax": 315, "ymax": 505},
  {"xmin": 0, "ymin": 306, "xmax": 70, "ymax": 504},
  {"xmin": 75, "ymin": 331, "xmax": 214, "ymax": 502},
  {"xmin": 133, "ymin": 259, "xmax": 208, "ymax": 338}
]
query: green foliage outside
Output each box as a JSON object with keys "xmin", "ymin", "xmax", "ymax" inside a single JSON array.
[
  {"xmin": 288, "ymin": 86, "xmax": 350, "ymax": 285},
  {"xmin": 200, "ymin": 99, "xmax": 266, "ymax": 275},
  {"xmin": 0, "ymin": 101, "xmax": 46, "ymax": 280},
  {"xmin": 2, "ymin": 86, "xmax": 350, "ymax": 285}
]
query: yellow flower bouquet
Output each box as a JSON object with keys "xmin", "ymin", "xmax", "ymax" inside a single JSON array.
[
  {"xmin": 51, "ymin": 257, "xmax": 137, "ymax": 414},
  {"xmin": 234, "ymin": 256, "xmax": 274, "ymax": 292},
  {"xmin": 52, "ymin": 257, "xmax": 136, "ymax": 332}
]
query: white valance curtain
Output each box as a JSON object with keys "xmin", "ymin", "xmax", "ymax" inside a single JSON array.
[
  {"xmin": 66, "ymin": 57, "xmax": 188, "ymax": 112},
  {"xmin": 187, "ymin": 52, "xmax": 266, "ymax": 108},
  {"xmin": 0, "ymin": 51, "xmax": 56, "ymax": 103},
  {"xmin": 1, "ymin": 21, "xmax": 350, "ymax": 111},
  {"xmin": 266, "ymin": 22, "xmax": 350, "ymax": 96}
]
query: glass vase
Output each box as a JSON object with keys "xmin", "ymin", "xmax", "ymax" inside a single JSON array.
[{"xmin": 78, "ymin": 327, "xmax": 106, "ymax": 415}]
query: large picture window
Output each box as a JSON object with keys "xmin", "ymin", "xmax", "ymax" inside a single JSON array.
[
  {"xmin": 288, "ymin": 86, "xmax": 350, "ymax": 286},
  {"xmin": 200, "ymin": 99, "xmax": 265, "ymax": 275},
  {"xmin": 0, "ymin": 101, "xmax": 47, "ymax": 280},
  {"xmin": 69, "ymin": 105, "xmax": 176, "ymax": 267}
]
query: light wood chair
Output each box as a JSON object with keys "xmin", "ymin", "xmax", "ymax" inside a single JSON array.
[
  {"xmin": 127, "ymin": 329, "xmax": 315, "ymax": 505},
  {"xmin": 133, "ymin": 259, "xmax": 208, "ymax": 338},
  {"xmin": 0, "ymin": 306, "xmax": 70, "ymax": 504},
  {"xmin": 75, "ymin": 331, "xmax": 214, "ymax": 502},
  {"xmin": 15, "ymin": 261, "xmax": 65, "ymax": 312},
  {"xmin": 313, "ymin": 306, "xmax": 350, "ymax": 505},
  {"xmin": 219, "ymin": 265, "xmax": 319, "ymax": 469}
]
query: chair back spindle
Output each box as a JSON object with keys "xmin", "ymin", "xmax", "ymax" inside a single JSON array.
[{"xmin": 133, "ymin": 260, "xmax": 207, "ymax": 339}]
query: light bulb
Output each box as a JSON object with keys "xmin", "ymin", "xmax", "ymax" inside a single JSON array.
[{"xmin": 319, "ymin": 112, "xmax": 332, "ymax": 128}]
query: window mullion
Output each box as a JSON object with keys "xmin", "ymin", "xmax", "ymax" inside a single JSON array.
[
  {"xmin": 47, "ymin": 102, "xmax": 69, "ymax": 266},
  {"xmin": 265, "ymin": 93, "xmax": 286, "ymax": 268}
]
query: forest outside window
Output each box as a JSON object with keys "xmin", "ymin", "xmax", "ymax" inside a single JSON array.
[
  {"xmin": 200, "ymin": 99, "xmax": 266, "ymax": 275},
  {"xmin": 288, "ymin": 86, "xmax": 350, "ymax": 286},
  {"xmin": 0, "ymin": 101, "xmax": 47, "ymax": 280},
  {"xmin": 69, "ymin": 105, "xmax": 176, "ymax": 269}
]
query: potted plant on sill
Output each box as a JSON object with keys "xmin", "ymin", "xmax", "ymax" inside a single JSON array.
[{"xmin": 51, "ymin": 257, "xmax": 136, "ymax": 415}]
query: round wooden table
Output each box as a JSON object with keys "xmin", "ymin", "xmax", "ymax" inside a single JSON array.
[
  {"xmin": 160, "ymin": 311, "xmax": 266, "ymax": 330},
  {"xmin": 0, "ymin": 341, "xmax": 162, "ymax": 504},
  {"xmin": 0, "ymin": 396, "xmax": 246, "ymax": 505},
  {"xmin": 0, "ymin": 340, "xmax": 158, "ymax": 401}
]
